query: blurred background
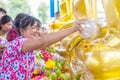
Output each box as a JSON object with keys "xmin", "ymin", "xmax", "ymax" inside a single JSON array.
[{"xmin": 0, "ymin": 0, "xmax": 104, "ymax": 27}]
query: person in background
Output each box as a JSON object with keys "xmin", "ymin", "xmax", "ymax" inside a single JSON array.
[
  {"xmin": 0, "ymin": 15, "xmax": 84, "ymax": 80},
  {"xmin": 0, "ymin": 8, "xmax": 7, "ymax": 19},
  {"xmin": 55, "ymin": 11, "xmax": 60, "ymax": 20},
  {"xmin": 6, "ymin": 13, "xmax": 29, "ymax": 42},
  {"xmin": 0, "ymin": 15, "xmax": 13, "ymax": 61},
  {"xmin": 0, "ymin": 8, "xmax": 7, "ymax": 61}
]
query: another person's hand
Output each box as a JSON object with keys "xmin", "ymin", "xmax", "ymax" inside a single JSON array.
[{"xmin": 0, "ymin": 44, "xmax": 6, "ymax": 58}]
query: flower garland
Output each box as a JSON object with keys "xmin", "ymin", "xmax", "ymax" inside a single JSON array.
[{"xmin": 31, "ymin": 46, "xmax": 71, "ymax": 80}]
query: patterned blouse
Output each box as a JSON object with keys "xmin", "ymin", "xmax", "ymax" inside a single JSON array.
[{"xmin": 0, "ymin": 36, "xmax": 35, "ymax": 80}]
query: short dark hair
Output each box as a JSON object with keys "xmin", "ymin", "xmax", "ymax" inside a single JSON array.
[
  {"xmin": 14, "ymin": 13, "xmax": 29, "ymax": 29},
  {"xmin": 0, "ymin": 8, "xmax": 7, "ymax": 14},
  {"xmin": 55, "ymin": 12, "xmax": 60, "ymax": 14},
  {"xmin": 19, "ymin": 15, "xmax": 41, "ymax": 30},
  {"xmin": 0, "ymin": 15, "xmax": 12, "ymax": 30},
  {"xmin": 19, "ymin": 15, "xmax": 41, "ymax": 35}
]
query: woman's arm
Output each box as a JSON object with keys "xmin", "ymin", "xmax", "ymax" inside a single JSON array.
[
  {"xmin": 22, "ymin": 19, "xmax": 84, "ymax": 52},
  {"xmin": 22, "ymin": 27, "xmax": 76, "ymax": 52}
]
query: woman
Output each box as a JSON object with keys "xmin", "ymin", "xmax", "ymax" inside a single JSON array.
[
  {"xmin": 0, "ymin": 15, "xmax": 84, "ymax": 80},
  {"xmin": 0, "ymin": 15, "xmax": 13, "ymax": 61}
]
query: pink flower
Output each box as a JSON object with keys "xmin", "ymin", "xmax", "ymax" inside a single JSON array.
[
  {"xmin": 35, "ymin": 76, "xmax": 41, "ymax": 80},
  {"xmin": 41, "ymin": 50, "xmax": 53, "ymax": 61}
]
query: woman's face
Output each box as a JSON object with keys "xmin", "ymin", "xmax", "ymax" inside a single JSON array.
[
  {"xmin": 21, "ymin": 23, "xmax": 42, "ymax": 38},
  {"xmin": 1, "ymin": 21, "xmax": 13, "ymax": 32}
]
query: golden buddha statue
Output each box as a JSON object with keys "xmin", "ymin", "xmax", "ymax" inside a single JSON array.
[
  {"xmin": 73, "ymin": 0, "xmax": 120, "ymax": 80},
  {"xmin": 50, "ymin": 0, "xmax": 74, "ymax": 30},
  {"xmin": 51, "ymin": 0, "xmax": 120, "ymax": 79}
]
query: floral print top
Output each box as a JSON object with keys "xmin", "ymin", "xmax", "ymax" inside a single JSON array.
[{"xmin": 0, "ymin": 36, "xmax": 35, "ymax": 80}]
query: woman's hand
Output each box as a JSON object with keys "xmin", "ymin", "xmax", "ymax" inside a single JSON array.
[
  {"xmin": 73, "ymin": 18, "xmax": 87, "ymax": 33},
  {"xmin": 0, "ymin": 44, "xmax": 6, "ymax": 57}
]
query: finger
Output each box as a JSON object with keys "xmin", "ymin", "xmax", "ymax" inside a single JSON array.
[{"xmin": 76, "ymin": 25, "xmax": 83, "ymax": 33}]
